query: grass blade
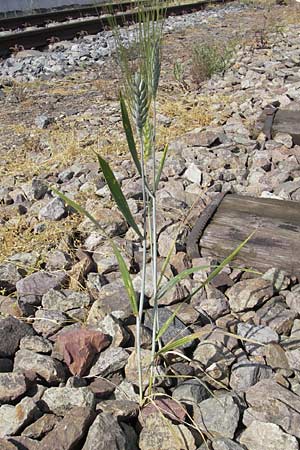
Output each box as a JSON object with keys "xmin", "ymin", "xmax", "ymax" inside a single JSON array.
[
  {"xmin": 157, "ymin": 332, "xmax": 201, "ymax": 355},
  {"xmin": 189, "ymin": 231, "xmax": 256, "ymax": 300},
  {"xmin": 52, "ymin": 188, "xmax": 138, "ymax": 316},
  {"xmin": 156, "ymin": 265, "xmax": 210, "ymax": 301},
  {"xmin": 51, "ymin": 188, "xmax": 106, "ymax": 234},
  {"xmin": 112, "ymin": 241, "xmax": 138, "ymax": 316},
  {"xmin": 155, "ymin": 144, "xmax": 168, "ymax": 190},
  {"xmin": 156, "ymin": 303, "xmax": 183, "ymax": 341},
  {"xmin": 97, "ymin": 154, "xmax": 143, "ymax": 240},
  {"xmin": 120, "ymin": 91, "xmax": 142, "ymax": 177}
]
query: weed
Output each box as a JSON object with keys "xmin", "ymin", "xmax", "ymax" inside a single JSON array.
[
  {"xmin": 191, "ymin": 41, "xmax": 235, "ymax": 84},
  {"xmin": 5, "ymin": 81, "xmax": 29, "ymax": 103},
  {"xmin": 173, "ymin": 60, "xmax": 188, "ymax": 91}
]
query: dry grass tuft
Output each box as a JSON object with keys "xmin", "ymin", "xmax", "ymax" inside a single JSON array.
[{"xmin": 0, "ymin": 213, "xmax": 82, "ymax": 264}]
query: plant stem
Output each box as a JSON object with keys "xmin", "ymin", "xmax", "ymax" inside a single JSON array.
[
  {"xmin": 150, "ymin": 97, "xmax": 159, "ymax": 394},
  {"xmin": 137, "ymin": 130, "xmax": 148, "ymax": 405}
]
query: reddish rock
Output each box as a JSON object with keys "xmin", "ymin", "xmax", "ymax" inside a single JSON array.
[
  {"xmin": 54, "ymin": 327, "xmax": 111, "ymax": 376},
  {"xmin": 141, "ymin": 398, "xmax": 186, "ymax": 423}
]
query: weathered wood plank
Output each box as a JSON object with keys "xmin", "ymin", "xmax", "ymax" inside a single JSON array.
[
  {"xmin": 198, "ymin": 195, "xmax": 300, "ymax": 276},
  {"xmin": 272, "ymin": 110, "xmax": 300, "ymax": 145}
]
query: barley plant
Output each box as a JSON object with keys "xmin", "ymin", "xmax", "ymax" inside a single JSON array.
[{"xmin": 54, "ymin": 0, "xmax": 253, "ymax": 408}]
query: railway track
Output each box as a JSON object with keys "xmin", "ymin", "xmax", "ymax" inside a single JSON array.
[
  {"xmin": 0, "ymin": 0, "xmax": 232, "ymax": 58},
  {"xmin": 0, "ymin": 1, "xmax": 142, "ymax": 31}
]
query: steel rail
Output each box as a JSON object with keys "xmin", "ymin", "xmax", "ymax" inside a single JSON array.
[
  {"xmin": 0, "ymin": 1, "xmax": 143, "ymax": 31},
  {"xmin": 0, "ymin": 0, "xmax": 231, "ymax": 58}
]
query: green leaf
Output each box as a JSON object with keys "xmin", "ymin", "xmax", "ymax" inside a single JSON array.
[
  {"xmin": 157, "ymin": 324, "xmax": 263, "ymax": 356},
  {"xmin": 52, "ymin": 187, "xmax": 138, "ymax": 316},
  {"xmin": 120, "ymin": 92, "xmax": 142, "ymax": 176},
  {"xmin": 97, "ymin": 154, "xmax": 143, "ymax": 240},
  {"xmin": 155, "ymin": 144, "xmax": 168, "ymax": 190},
  {"xmin": 112, "ymin": 241, "xmax": 138, "ymax": 316},
  {"xmin": 156, "ymin": 303, "xmax": 183, "ymax": 341},
  {"xmin": 51, "ymin": 188, "xmax": 106, "ymax": 234},
  {"xmin": 157, "ymin": 331, "xmax": 201, "ymax": 355},
  {"xmin": 156, "ymin": 265, "xmax": 210, "ymax": 301},
  {"xmin": 189, "ymin": 231, "xmax": 256, "ymax": 300}
]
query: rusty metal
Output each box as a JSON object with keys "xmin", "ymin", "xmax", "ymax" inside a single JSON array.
[
  {"xmin": 186, "ymin": 191, "xmax": 228, "ymax": 259},
  {"xmin": 262, "ymin": 103, "xmax": 279, "ymax": 140}
]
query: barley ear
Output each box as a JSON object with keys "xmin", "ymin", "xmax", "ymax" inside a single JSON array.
[
  {"xmin": 152, "ymin": 40, "xmax": 161, "ymax": 98},
  {"xmin": 143, "ymin": 118, "xmax": 153, "ymax": 162},
  {"xmin": 132, "ymin": 72, "xmax": 149, "ymax": 132}
]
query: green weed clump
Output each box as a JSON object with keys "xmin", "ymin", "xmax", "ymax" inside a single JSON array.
[{"xmin": 191, "ymin": 42, "xmax": 235, "ymax": 84}]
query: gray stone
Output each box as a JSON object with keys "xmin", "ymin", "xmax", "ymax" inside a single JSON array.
[
  {"xmin": 22, "ymin": 413, "xmax": 60, "ymax": 439},
  {"xmin": 20, "ymin": 336, "xmax": 52, "ymax": 354},
  {"xmin": 114, "ymin": 380, "xmax": 139, "ymax": 402},
  {"xmin": 134, "ymin": 265, "xmax": 187, "ymax": 307},
  {"xmin": 229, "ymin": 356, "xmax": 273, "ymax": 392},
  {"xmin": 16, "ymin": 271, "xmax": 68, "ymax": 315},
  {"xmin": 0, "ymin": 439, "xmax": 16, "ymax": 449},
  {"xmin": 237, "ymin": 323, "xmax": 279, "ymax": 355},
  {"xmin": 89, "ymin": 347, "xmax": 129, "ymax": 377},
  {"xmin": 144, "ymin": 307, "xmax": 191, "ymax": 349},
  {"xmin": 42, "ymin": 387, "xmax": 95, "ymax": 416},
  {"xmin": 125, "ymin": 349, "xmax": 162, "ymax": 389},
  {"xmin": 8, "ymin": 253, "xmax": 39, "ymax": 270},
  {"xmin": 0, "ymin": 295, "xmax": 22, "ymax": 317},
  {"xmin": 94, "ymin": 314, "xmax": 129, "ymax": 347},
  {"xmin": 82, "ymin": 413, "xmax": 137, "ymax": 450},
  {"xmin": 39, "ymin": 407, "xmax": 95, "ymax": 450},
  {"xmin": 172, "ymin": 379, "xmax": 210, "ymax": 404},
  {"xmin": 274, "ymin": 132, "xmax": 293, "ymax": 148},
  {"xmin": 0, "ymin": 359, "xmax": 13, "ymax": 373},
  {"xmin": 244, "ymin": 379, "xmax": 300, "ymax": 438},
  {"xmin": 38, "ymin": 197, "xmax": 66, "ymax": 221},
  {"xmin": 240, "ymin": 420, "xmax": 299, "ymax": 450},
  {"xmin": 193, "ymin": 340, "xmax": 235, "ymax": 386},
  {"xmin": 195, "ymin": 285, "xmax": 230, "ymax": 320},
  {"xmin": 286, "ymin": 348, "xmax": 300, "ymax": 372},
  {"xmin": 263, "ymin": 343, "xmax": 290, "ymax": 370},
  {"xmin": 92, "ymin": 242, "xmax": 131, "ymax": 274},
  {"xmin": 183, "ymin": 163, "xmax": 202, "ymax": 184},
  {"xmin": 35, "ymin": 115, "xmax": 53, "ymax": 129},
  {"xmin": 157, "ymin": 223, "xmax": 179, "ymax": 258},
  {"xmin": 96, "ymin": 400, "xmax": 138, "ymax": 420},
  {"xmin": 33, "ymin": 309, "xmax": 67, "ymax": 337},
  {"xmin": 0, "ymin": 263, "xmax": 23, "ymax": 293},
  {"xmin": 289, "ymin": 319, "xmax": 300, "ymax": 346},
  {"xmin": 226, "ymin": 278, "xmax": 273, "ymax": 312},
  {"xmin": 0, "ymin": 396, "xmax": 39, "ymax": 438},
  {"xmin": 0, "ymin": 317, "xmax": 35, "ymax": 358},
  {"xmin": 212, "ymin": 438, "xmax": 245, "ymax": 450},
  {"xmin": 193, "ymin": 394, "xmax": 240, "ymax": 439},
  {"xmin": 31, "ymin": 178, "xmax": 48, "ymax": 200},
  {"xmin": 78, "ymin": 202, "xmax": 127, "ymax": 237},
  {"xmin": 254, "ymin": 296, "xmax": 296, "ymax": 334},
  {"xmin": 14, "ymin": 349, "xmax": 66, "ymax": 383},
  {"xmin": 42, "ymin": 288, "xmax": 90, "ymax": 312},
  {"xmin": 285, "ymin": 286, "xmax": 300, "ymax": 313},
  {"xmin": 87, "ymin": 282, "xmax": 133, "ymax": 321},
  {"xmin": 9, "ymin": 436, "xmax": 40, "ymax": 450},
  {"xmin": 139, "ymin": 412, "xmax": 195, "ymax": 450},
  {"xmin": 262, "ymin": 268, "xmax": 290, "ymax": 291},
  {"xmin": 0, "ymin": 373, "xmax": 28, "ymax": 403},
  {"xmin": 46, "ymin": 251, "xmax": 72, "ymax": 271}
]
